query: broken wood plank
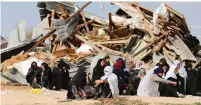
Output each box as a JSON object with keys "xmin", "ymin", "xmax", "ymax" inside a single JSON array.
[
  {"xmin": 133, "ymin": 34, "xmax": 166, "ymax": 57},
  {"xmin": 80, "ymin": 11, "xmax": 90, "ymax": 33},
  {"xmin": 84, "ymin": 11, "xmax": 107, "ymax": 25},
  {"xmin": 66, "ymin": 41, "xmax": 76, "ymax": 49},
  {"xmin": 153, "ymin": 37, "xmax": 167, "ymax": 52},
  {"xmin": 109, "ymin": 13, "xmax": 117, "ymax": 30},
  {"xmin": 75, "ymin": 34, "xmax": 102, "ymax": 53},
  {"xmin": 165, "ymin": 4, "xmax": 184, "ymax": 18},
  {"xmin": 66, "ymin": 1, "xmax": 92, "ymax": 22},
  {"xmin": 93, "ymin": 40, "xmax": 127, "ymax": 45},
  {"xmin": 58, "ymin": 3, "xmax": 68, "ymax": 19},
  {"xmin": 26, "ymin": 28, "xmax": 57, "ymax": 52}
]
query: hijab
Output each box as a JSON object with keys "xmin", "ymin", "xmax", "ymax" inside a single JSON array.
[
  {"xmin": 165, "ymin": 65, "xmax": 177, "ymax": 79},
  {"xmin": 153, "ymin": 67, "xmax": 164, "ymax": 78},
  {"xmin": 101, "ymin": 66, "xmax": 119, "ymax": 98},
  {"xmin": 114, "ymin": 58, "xmax": 125, "ymax": 70},
  {"xmin": 92, "ymin": 59, "xmax": 105, "ymax": 83}
]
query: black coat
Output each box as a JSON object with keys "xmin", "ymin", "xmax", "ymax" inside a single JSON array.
[{"xmin": 92, "ymin": 59, "xmax": 105, "ymax": 85}]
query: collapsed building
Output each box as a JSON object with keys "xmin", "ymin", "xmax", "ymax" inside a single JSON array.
[{"xmin": 1, "ymin": 2, "xmax": 201, "ymax": 85}]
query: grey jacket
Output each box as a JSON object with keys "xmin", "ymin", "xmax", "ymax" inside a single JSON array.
[{"xmin": 137, "ymin": 73, "xmax": 171, "ymax": 97}]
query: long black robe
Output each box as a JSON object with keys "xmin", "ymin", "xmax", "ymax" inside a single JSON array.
[
  {"xmin": 67, "ymin": 66, "xmax": 87, "ymax": 99},
  {"xmin": 92, "ymin": 59, "xmax": 105, "ymax": 86}
]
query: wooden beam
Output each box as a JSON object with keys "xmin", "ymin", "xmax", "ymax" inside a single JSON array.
[
  {"xmin": 66, "ymin": 1, "xmax": 92, "ymax": 22},
  {"xmin": 133, "ymin": 34, "xmax": 166, "ymax": 57},
  {"xmin": 75, "ymin": 34, "xmax": 102, "ymax": 53},
  {"xmin": 27, "ymin": 28, "xmax": 57, "ymax": 52},
  {"xmin": 93, "ymin": 40, "xmax": 127, "ymax": 45},
  {"xmin": 109, "ymin": 13, "xmax": 117, "ymax": 30},
  {"xmin": 50, "ymin": 9, "xmax": 55, "ymax": 28},
  {"xmin": 80, "ymin": 11, "xmax": 90, "ymax": 33},
  {"xmin": 165, "ymin": 4, "xmax": 184, "ymax": 18}
]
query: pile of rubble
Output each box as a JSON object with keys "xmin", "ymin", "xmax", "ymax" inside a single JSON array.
[{"xmin": 1, "ymin": 2, "xmax": 201, "ymax": 85}]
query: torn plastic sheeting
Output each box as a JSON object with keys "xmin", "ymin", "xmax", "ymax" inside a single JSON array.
[
  {"xmin": 76, "ymin": 43, "xmax": 93, "ymax": 54},
  {"xmin": 106, "ymin": 15, "xmax": 145, "ymax": 30},
  {"xmin": 13, "ymin": 57, "xmax": 44, "ymax": 77},
  {"xmin": 153, "ymin": 3, "xmax": 169, "ymax": 27},
  {"xmin": 55, "ymin": 15, "xmax": 80, "ymax": 41}
]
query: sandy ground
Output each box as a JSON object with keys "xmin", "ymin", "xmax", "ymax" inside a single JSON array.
[{"xmin": 1, "ymin": 83, "xmax": 201, "ymax": 105}]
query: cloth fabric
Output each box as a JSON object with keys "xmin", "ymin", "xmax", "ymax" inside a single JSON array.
[
  {"xmin": 165, "ymin": 65, "xmax": 177, "ymax": 79},
  {"xmin": 101, "ymin": 66, "xmax": 119, "ymax": 98}
]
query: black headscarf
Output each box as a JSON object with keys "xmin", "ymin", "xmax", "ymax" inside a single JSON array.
[
  {"xmin": 92, "ymin": 59, "xmax": 105, "ymax": 84},
  {"xmin": 104, "ymin": 55, "xmax": 110, "ymax": 66},
  {"xmin": 153, "ymin": 67, "xmax": 164, "ymax": 78},
  {"xmin": 70, "ymin": 66, "xmax": 87, "ymax": 88}
]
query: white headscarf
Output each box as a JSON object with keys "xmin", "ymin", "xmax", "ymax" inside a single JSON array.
[
  {"xmin": 165, "ymin": 65, "xmax": 177, "ymax": 79},
  {"xmin": 101, "ymin": 66, "xmax": 119, "ymax": 98},
  {"xmin": 174, "ymin": 60, "xmax": 187, "ymax": 78}
]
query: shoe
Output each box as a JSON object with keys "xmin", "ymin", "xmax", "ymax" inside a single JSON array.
[
  {"xmin": 82, "ymin": 96, "xmax": 87, "ymax": 100},
  {"xmin": 58, "ymin": 99, "xmax": 72, "ymax": 103},
  {"xmin": 75, "ymin": 98, "xmax": 82, "ymax": 101},
  {"xmin": 177, "ymin": 92, "xmax": 185, "ymax": 98},
  {"xmin": 93, "ymin": 94, "xmax": 98, "ymax": 100}
]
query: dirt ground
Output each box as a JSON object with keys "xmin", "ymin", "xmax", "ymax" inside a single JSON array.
[{"xmin": 1, "ymin": 83, "xmax": 201, "ymax": 105}]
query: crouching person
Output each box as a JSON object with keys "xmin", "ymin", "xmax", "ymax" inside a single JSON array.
[
  {"xmin": 93, "ymin": 66, "xmax": 119, "ymax": 100},
  {"xmin": 137, "ymin": 67, "xmax": 178, "ymax": 97},
  {"xmin": 59, "ymin": 66, "xmax": 88, "ymax": 102},
  {"xmin": 26, "ymin": 61, "xmax": 42, "ymax": 88}
]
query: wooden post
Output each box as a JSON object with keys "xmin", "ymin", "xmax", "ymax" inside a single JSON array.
[{"xmin": 80, "ymin": 11, "xmax": 90, "ymax": 33}]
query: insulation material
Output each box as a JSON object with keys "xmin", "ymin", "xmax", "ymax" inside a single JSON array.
[{"xmin": 76, "ymin": 43, "xmax": 93, "ymax": 54}]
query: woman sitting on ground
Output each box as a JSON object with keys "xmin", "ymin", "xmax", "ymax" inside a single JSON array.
[
  {"xmin": 26, "ymin": 61, "xmax": 42, "ymax": 88},
  {"xmin": 64, "ymin": 66, "xmax": 88, "ymax": 102},
  {"xmin": 137, "ymin": 67, "xmax": 177, "ymax": 97},
  {"xmin": 92, "ymin": 59, "xmax": 105, "ymax": 86},
  {"xmin": 93, "ymin": 66, "xmax": 119, "ymax": 99},
  {"xmin": 113, "ymin": 58, "xmax": 128, "ymax": 95},
  {"xmin": 40, "ymin": 62, "xmax": 53, "ymax": 90}
]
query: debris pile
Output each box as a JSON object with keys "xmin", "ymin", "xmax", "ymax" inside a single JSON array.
[{"xmin": 1, "ymin": 2, "xmax": 201, "ymax": 84}]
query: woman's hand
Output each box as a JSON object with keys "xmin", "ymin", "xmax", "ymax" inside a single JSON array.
[{"xmin": 170, "ymin": 81, "xmax": 177, "ymax": 86}]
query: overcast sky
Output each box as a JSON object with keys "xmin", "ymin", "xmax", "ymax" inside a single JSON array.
[{"xmin": 1, "ymin": 2, "xmax": 201, "ymax": 40}]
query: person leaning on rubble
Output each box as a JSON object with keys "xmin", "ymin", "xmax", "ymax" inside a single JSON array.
[
  {"xmin": 63, "ymin": 66, "xmax": 88, "ymax": 102},
  {"xmin": 40, "ymin": 62, "xmax": 53, "ymax": 90},
  {"xmin": 93, "ymin": 66, "xmax": 119, "ymax": 100},
  {"xmin": 137, "ymin": 67, "xmax": 177, "ymax": 97},
  {"xmin": 26, "ymin": 61, "xmax": 42, "ymax": 88}
]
